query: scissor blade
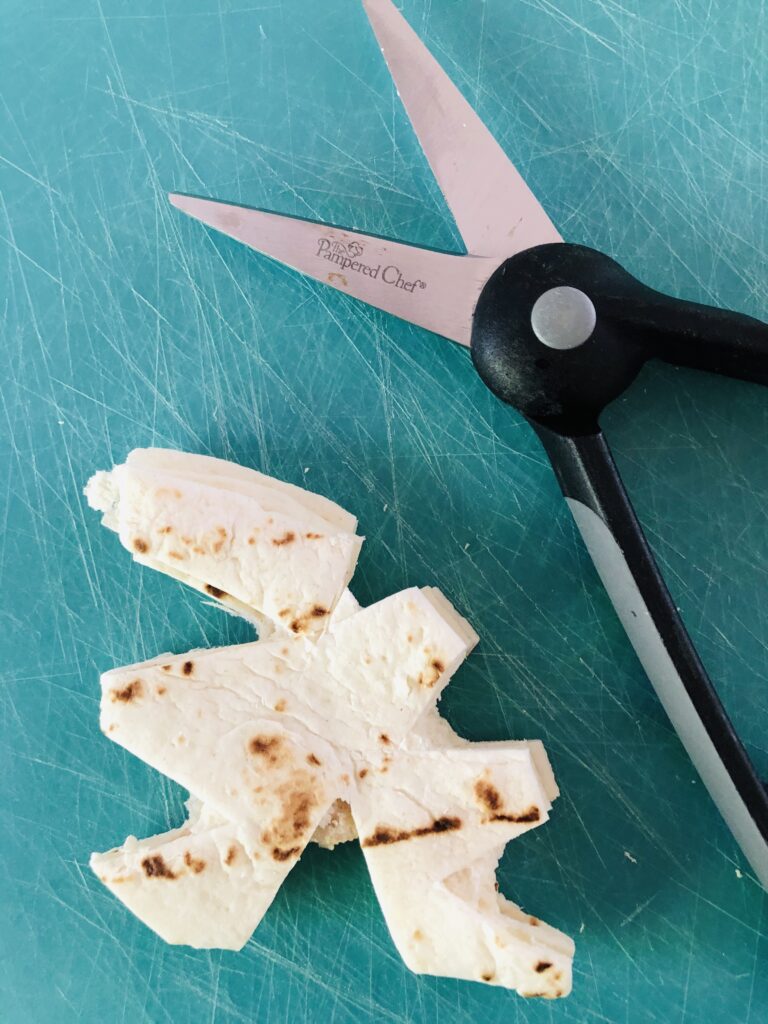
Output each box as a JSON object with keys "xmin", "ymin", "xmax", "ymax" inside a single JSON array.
[
  {"xmin": 169, "ymin": 194, "xmax": 497, "ymax": 346},
  {"xmin": 362, "ymin": 0, "xmax": 561, "ymax": 259}
]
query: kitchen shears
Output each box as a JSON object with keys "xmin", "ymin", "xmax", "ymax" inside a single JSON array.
[{"xmin": 169, "ymin": 0, "xmax": 768, "ymax": 888}]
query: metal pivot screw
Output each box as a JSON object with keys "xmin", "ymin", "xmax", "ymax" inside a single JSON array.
[{"xmin": 530, "ymin": 286, "xmax": 596, "ymax": 350}]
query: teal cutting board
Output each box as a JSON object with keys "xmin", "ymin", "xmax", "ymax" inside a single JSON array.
[{"xmin": 2, "ymin": 1, "xmax": 767, "ymax": 1021}]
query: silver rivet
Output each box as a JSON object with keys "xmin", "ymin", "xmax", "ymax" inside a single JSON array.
[{"xmin": 530, "ymin": 286, "xmax": 596, "ymax": 350}]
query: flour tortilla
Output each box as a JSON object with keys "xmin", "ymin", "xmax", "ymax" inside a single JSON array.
[
  {"xmin": 86, "ymin": 448, "xmax": 362, "ymax": 637},
  {"xmin": 92, "ymin": 588, "xmax": 573, "ymax": 994}
]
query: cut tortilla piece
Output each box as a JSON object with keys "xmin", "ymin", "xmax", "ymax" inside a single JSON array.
[
  {"xmin": 93, "ymin": 587, "xmax": 573, "ymax": 994},
  {"xmin": 85, "ymin": 448, "xmax": 362, "ymax": 636},
  {"xmin": 351, "ymin": 744, "xmax": 573, "ymax": 997},
  {"xmin": 91, "ymin": 815, "xmax": 272, "ymax": 950}
]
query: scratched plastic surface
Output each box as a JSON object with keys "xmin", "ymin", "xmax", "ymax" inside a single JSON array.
[{"xmin": 2, "ymin": 0, "xmax": 767, "ymax": 1021}]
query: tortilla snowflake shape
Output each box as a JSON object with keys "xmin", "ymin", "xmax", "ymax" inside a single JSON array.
[{"xmin": 88, "ymin": 450, "xmax": 574, "ymax": 998}]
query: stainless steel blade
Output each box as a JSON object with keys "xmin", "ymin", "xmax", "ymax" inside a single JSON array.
[
  {"xmin": 169, "ymin": 194, "xmax": 498, "ymax": 346},
  {"xmin": 362, "ymin": 0, "xmax": 561, "ymax": 258}
]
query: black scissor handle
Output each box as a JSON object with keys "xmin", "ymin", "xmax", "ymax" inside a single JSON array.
[
  {"xmin": 471, "ymin": 242, "xmax": 768, "ymax": 431},
  {"xmin": 470, "ymin": 241, "xmax": 768, "ymax": 886}
]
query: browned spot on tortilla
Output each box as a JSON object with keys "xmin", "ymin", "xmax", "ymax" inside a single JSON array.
[
  {"xmin": 281, "ymin": 647, "xmax": 289, "ymax": 656},
  {"xmin": 141, "ymin": 855, "xmax": 176, "ymax": 879},
  {"xmin": 260, "ymin": 772, "xmax": 319, "ymax": 861},
  {"xmin": 305, "ymin": 532, "xmax": 324, "ymax": 540},
  {"xmin": 156, "ymin": 686, "xmax": 166, "ymax": 696},
  {"xmin": 110, "ymin": 679, "xmax": 143, "ymax": 703},
  {"xmin": 529, "ymin": 916, "xmax": 539, "ymax": 926},
  {"xmin": 132, "ymin": 538, "xmax": 149, "ymax": 554},
  {"xmin": 168, "ymin": 550, "xmax": 185, "ymax": 560},
  {"xmin": 535, "ymin": 961, "xmax": 553, "ymax": 973},
  {"xmin": 474, "ymin": 780, "xmax": 502, "ymax": 812},
  {"xmin": 182, "ymin": 660, "xmax": 194, "ymax": 676},
  {"xmin": 379, "ymin": 733, "xmax": 391, "ymax": 745},
  {"xmin": 474, "ymin": 774, "xmax": 540, "ymax": 824},
  {"xmin": 204, "ymin": 584, "xmax": 227, "ymax": 599},
  {"xmin": 419, "ymin": 658, "xmax": 445, "ymax": 688},
  {"xmin": 193, "ymin": 545, "xmax": 205, "ymax": 555},
  {"xmin": 306, "ymin": 753, "xmax": 322, "ymax": 767},
  {"xmin": 407, "ymin": 634, "xmax": 414, "ymax": 643},
  {"xmin": 491, "ymin": 806, "xmax": 540, "ymax": 824},
  {"xmin": 274, "ymin": 699, "xmax": 287, "ymax": 713},
  {"xmin": 481, "ymin": 972, "xmax": 495, "ymax": 982},
  {"xmin": 180, "ymin": 535, "xmax": 193, "ymax": 545},
  {"xmin": 184, "ymin": 851, "xmax": 206, "ymax": 874},
  {"xmin": 289, "ymin": 604, "xmax": 329, "ymax": 634},
  {"xmin": 156, "ymin": 487, "xmax": 182, "ymax": 500},
  {"xmin": 341, "ymin": 773, "xmax": 350, "ymax": 784},
  {"xmin": 413, "ymin": 929, "xmax": 424, "ymax": 941},
  {"xmin": 272, "ymin": 531, "xmax": 296, "ymax": 547},
  {"xmin": 249, "ymin": 735, "xmax": 283, "ymax": 764},
  {"xmin": 327, "ymin": 272, "xmax": 348, "ymax": 287},
  {"xmin": 225, "ymin": 845, "xmax": 239, "ymax": 866},
  {"xmin": 107, "ymin": 723, "xmax": 117, "ymax": 733},
  {"xmin": 271, "ymin": 846, "xmax": 300, "ymax": 862},
  {"xmin": 278, "ymin": 608, "xmax": 291, "ymax": 619},
  {"xmin": 362, "ymin": 816, "xmax": 462, "ymax": 848},
  {"xmin": 247, "ymin": 536, "xmax": 256, "ymax": 545},
  {"xmin": 358, "ymin": 768, "xmax": 368, "ymax": 779},
  {"xmin": 158, "ymin": 525, "xmax": 173, "ymax": 535},
  {"xmin": 161, "ymin": 664, "xmax": 171, "ymax": 672}
]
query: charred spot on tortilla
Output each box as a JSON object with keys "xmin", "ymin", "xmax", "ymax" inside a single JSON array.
[
  {"xmin": 248, "ymin": 735, "xmax": 283, "ymax": 763},
  {"xmin": 141, "ymin": 854, "xmax": 176, "ymax": 879},
  {"xmin": 474, "ymin": 779, "xmax": 502, "ymax": 812},
  {"xmin": 358, "ymin": 768, "xmax": 368, "ymax": 779},
  {"xmin": 379, "ymin": 733, "xmax": 391, "ymax": 745},
  {"xmin": 362, "ymin": 816, "xmax": 461, "ymax": 847},
  {"xmin": 204, "ymin": 583, "xmax": 228, "ymax": 599},
  {"xmin": 110, "ymin": 679, "xmax": 143, "ymax": 703},
  {"xmin": 271, "ymin": 846, "xmax": 300, "ymax": 862},
  {"xmin": 535, "ymin": 961, "xmax": 553, "ymax": 973},
  {"xmin": 161, "ymin": 664, "xmax": 171, "ymax": 672},
  {"xmin": 272, "ymin": 531, "xmax": 296, "ymax": 547},
  {"xmin": 491, "ymin": 806, "xmax": 540, "ymax": 824},
  {"xmin": 481, "ymin": 972, "xmax": 495, "ymax": 982},
  {"xmin": 419, "ymin": 657, "xmax": 445, "ymax": 687},
  {"xmin": 182, "ymin": 660, "xmax": 194, "ymax": 676},
  {"xmin": 132, "ymin": 537, "xmax": 149, "ymax": 554},
  {"xmin": 306, "ymin": 753, "xmax": 322, "ymax": 766},
  {"xmin": 311, "ymin": 605, "xmax": 328, "ymax": 618},
  {"xmin": 183, "ymin": 851, "xmax": 206, "ymax": 874}
]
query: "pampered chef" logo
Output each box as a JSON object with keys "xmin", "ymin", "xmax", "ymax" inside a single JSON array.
[{"xmin": 316, "ymin": 237, "xmax": 427, "ymax": 293}]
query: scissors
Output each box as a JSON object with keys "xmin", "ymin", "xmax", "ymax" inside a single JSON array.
[{"xmin": 169, "ymin": 0, "xmax": 768, "ymax": 888}]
